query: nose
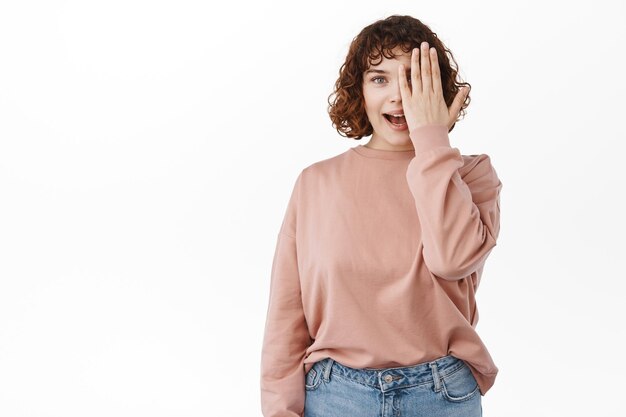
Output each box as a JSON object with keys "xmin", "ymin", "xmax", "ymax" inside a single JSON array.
[{"xmin": 390, "ymin": 78, "xmax": 402, "ymax": 103}]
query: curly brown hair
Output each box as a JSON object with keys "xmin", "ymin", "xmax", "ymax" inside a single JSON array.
[{"xmin": 327, "ymin": 15, "xmax": 471, "ymax": 139}]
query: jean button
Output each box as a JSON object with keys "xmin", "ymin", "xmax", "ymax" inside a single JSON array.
[{"xmin": 384, "ymin": 374, "xmax": 393, "ymax": 383}]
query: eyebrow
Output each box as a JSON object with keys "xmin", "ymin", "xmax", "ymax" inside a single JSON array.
[{"xmin": 364, "ymin": 69, "xmax": 411, "ymax": 75}]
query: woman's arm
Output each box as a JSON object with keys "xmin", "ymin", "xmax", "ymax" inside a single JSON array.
[
  {"xmin": 260, "ymin": 173, "xmax": 311, "ymax": 417},
  {"xmin": 405, "ymin": 124, "xmax": 502, "ymax": 281}
]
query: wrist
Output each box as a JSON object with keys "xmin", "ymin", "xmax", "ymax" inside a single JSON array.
[{"xmin": 409, "ymin": 124, "xmax": 451, "ymax": 153}]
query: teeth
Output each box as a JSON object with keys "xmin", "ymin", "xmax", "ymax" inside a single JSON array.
[{"xmin": 387, "ymin": 113, "xmax": 404, "ymax": 117}]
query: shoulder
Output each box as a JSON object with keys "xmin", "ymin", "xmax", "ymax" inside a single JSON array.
[
  {"xmin": 460, "ymin": 153, "xmax": 499, "ymax": 180},
  {"xmin": 459, "ymin": 153, "xmax": 502, "ymax": 197},
  {"xmin": 299, "ymin": 148, "xmax": 352, "ymax": 181}
]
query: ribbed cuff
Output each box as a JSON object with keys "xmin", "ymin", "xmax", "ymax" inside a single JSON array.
[{"xmin": 409, "ymin": 124, "xmax": 451, "ymax": 154}]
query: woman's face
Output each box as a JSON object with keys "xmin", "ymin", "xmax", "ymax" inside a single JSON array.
[{"xmin": 362, "ymin": 46, "xmax": 414, "ymax": 150}]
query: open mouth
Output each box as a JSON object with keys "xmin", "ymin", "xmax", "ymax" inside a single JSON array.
[{"xmin": 383, "ymin": 113, "xmax": 408, "ymax": 129}]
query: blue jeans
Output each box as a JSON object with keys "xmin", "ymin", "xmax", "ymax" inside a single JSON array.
[{"xmin": 304, "ymin": 354, "xmax": 482, "ymax": 417}]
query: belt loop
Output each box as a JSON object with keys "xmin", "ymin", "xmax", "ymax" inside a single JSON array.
[
  {"xmin": 429, "ymin": 361, "xmax": 442, "ymax": 392},
  {"xmin": 323, "ymin": 358, "xmax": 334, "ymax": 382}
]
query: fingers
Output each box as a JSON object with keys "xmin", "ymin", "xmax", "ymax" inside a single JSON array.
[
  {"xmin": 430, "ymin": 47, "xmax": 443, "ymax": 96},
  {"xmin": 420, "ymin": 42, "xmax": 431, "ymax": 93},
  {"xmin": 447, "ymin": 87, "xmax": 469, "ymax": 126},
  {"xmin": 411, "ymin": 47, "xmax": 422, "ymax": 92},
  {"xmin": 398, "ymin": 63, "xmax": 410, "ymax": 101}
]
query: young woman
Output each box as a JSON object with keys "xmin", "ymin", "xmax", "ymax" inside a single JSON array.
[{"xmin": 261, "ymin": 15, "xmax": 502, "ymax": 417}]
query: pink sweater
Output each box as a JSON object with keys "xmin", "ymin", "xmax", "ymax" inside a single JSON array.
[{"xmin": 260, "ymin": 124, "xmax": 502, "ymax": 417}]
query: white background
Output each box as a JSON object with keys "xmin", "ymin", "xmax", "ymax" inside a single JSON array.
[{"xmin": 1, "ymin": 0, "xmax": 625, "ymax": 416}]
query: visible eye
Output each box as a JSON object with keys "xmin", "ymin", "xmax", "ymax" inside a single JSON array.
[{"xmin": 370, "ymin": 76, "xmax": 411, "ymax": 85}]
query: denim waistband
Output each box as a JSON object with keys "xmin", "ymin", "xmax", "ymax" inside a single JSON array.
[{"xmin": 316, "ymin": 354, "xmax": 464, "ymax": 392}]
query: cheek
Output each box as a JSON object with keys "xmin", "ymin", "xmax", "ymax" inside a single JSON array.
[
  {"xmin": 362, "ymin": 93, "xmax": 382, "ymax": 118},
  {"xmin": 364, "ymin": 105, "xmax": 380, "ymax": 121}
]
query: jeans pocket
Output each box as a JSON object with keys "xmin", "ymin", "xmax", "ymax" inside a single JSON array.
[
  {"xmin": 305, "ymin": 362, "xmax": 323, "ymax": 392},
  {"xmin": 440, "ymin": 361, "xmax": 480, "ymax": 403}
]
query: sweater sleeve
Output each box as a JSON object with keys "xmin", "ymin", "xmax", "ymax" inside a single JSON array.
[
  {"xmin": 405, "ymin": 124, "xmax": 502, "ymax": 281},
  {"xmin": 260, "ymin": 172, "xmax": 311, "ymax": 417}
]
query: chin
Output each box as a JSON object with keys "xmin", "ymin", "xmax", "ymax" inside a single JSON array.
[{"xmin": 387, "ymin": 133, "xmax": 411, "ymax": 144}]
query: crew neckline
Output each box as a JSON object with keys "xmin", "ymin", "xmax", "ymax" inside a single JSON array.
[{"xmin": 351, "ymin": 144, "xmax": 416, "ymax": 160}]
